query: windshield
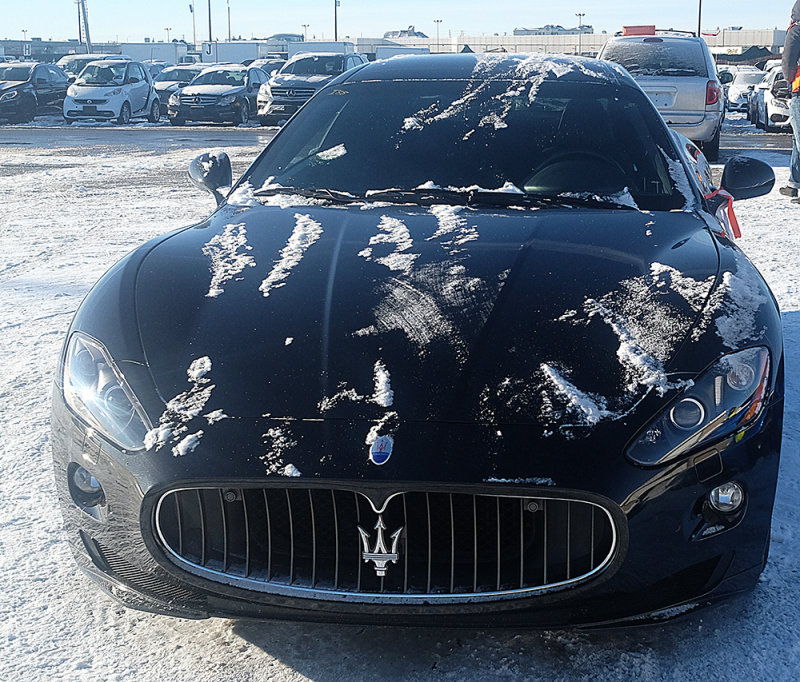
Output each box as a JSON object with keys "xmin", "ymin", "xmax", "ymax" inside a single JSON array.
[
  {"xmin": 156, "ymin": 67, "xmax": 201, "ymax": 82},
  {"xmin": 602, "ymin": 40, "xmax": 708, "ymax": 77},
  {"xmin": 281, "ymin": 56, "xmax": 345, "ymax": 76},
  {"xmin": 733, "ymin": 71, "xmax": 765, "ymax": 86},
  {"xmin": 191, "ymin": 69, "xmax": 246, "ymax": 86},
  {"xmin": 59, "ymin": 57, "xmax": 100, "ymax": 75},
  {"xmin": 78, "ymin": 63, "xmax": 127, "ymax": 85},
  {"xmin": 0, "ymin": 65, "xmax": 32, "ymax": 81},
  {"xmin": 244, "ymin": 79, "xmax": 687, "ymax": 211}
]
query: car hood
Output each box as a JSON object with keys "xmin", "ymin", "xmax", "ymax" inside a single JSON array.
[
  {"xmin": 154, "ymin": 81, "xmax": 182, "ymax": 91},
  {"xmin": 135, "ymin": 201, "xmax": 720, "ymax": 436},
  {"xmin": 180, "ymin": 84, "xmax": 244, "ymax": 97},
  {"xmin": 0, "ymin": 80, "xmax": 25, "ymax": 91},
  {"xmin": 269, "ymin": 73, "xmax": 335, "ymax": 88}
]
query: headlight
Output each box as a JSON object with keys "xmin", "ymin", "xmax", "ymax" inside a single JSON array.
[
  {"xmin": 66, "ymin": 85, "xmax": 78, "ymax": 97},
  {"xmin": 218, "ymin": 95, "xmax": 236, "ymax": 106},
  {"xmin": 62, "ymin": 332, "xmax": 152, "ymax": 451},
  {"xmin": 106, "ymin": 88, "xmax": 122, "ymax": 97},
  {"xmin": 627, "ymin": 347, "xmax": 770, "ymax": 466},
  {"xmin": 258, "ymin": 85, "xmax": 272, "ymax": 101},
  {"xmin": 169, "ymin": 93, "xmax": 180, "ymax": 105},
  {"xmin": 0, "ymin": 89, "xmax": 20, "ymax": 102}
]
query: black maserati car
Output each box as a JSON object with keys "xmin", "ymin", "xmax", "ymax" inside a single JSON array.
[{"xmin": 52, "ymin": 54, "xmax": 783, "ymax": 627}]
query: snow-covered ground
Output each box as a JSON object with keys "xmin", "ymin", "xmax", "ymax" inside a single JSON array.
[{"xmin": 0, "ymin": 115, "xmax": 798, "ymax": 680}]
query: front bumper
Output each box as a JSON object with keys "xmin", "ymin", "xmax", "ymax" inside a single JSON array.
[
  {"xmin": 257, "ymin": 98, "xmax": 306, "ymax": 123},
  {"xmin": 51, "ymin": 386, "xmax": 783, "ymax": 627},
  {"xmin": 168, "ymin": 101, "xmax": 242, "ymax": 122},
  {"xmin": 63, "ymin": 96, "xmax": 121, "ymax": 121}
]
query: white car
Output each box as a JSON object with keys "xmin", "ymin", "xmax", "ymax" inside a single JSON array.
[
  {"xmin": 726, "ymin": 70, "xmax": 765, "ymax": 112},
  {"xmin": 63, "ymin": 60, "xmax": 160, "ymax": 124},
  {"xmin": 752, "ymin": 66, "xmax": 792, "ymax": 133}
]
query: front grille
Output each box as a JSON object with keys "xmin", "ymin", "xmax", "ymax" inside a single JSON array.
[
  {"xmin": 74, "ymin": 98, "xmax": 108, "ymax": 105},
  {"xmin": 269, "ymin": 87, "xmax": 315, "ymax": 100},
  {"xmin": 155, "ymin": 487, "xmax": 617, "ymax": 603},
  {"xmin": 180, "ymin": 95, "xmax": 218, "ymax": 106}
]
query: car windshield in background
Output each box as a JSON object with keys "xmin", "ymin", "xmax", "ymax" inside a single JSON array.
[
  {"xmin": 602, "ymin": 40, "xmax": 708, "ymax": 77},
  {"xmin": 156, "ymin": 67, "xmax": 201, "ymax": 82},
  {"xmin": 78, "ymin": 63, "xmax": 127, "ymax": 85},
  {"xmin": 0, "ymin": 65, "xmax": 32, "ymax": 81},
  {"xmin": 245, "ymin": 79, "xmax": 687, "ymax": 211},
  {"xmin": 733, "ymin": 71, "xmax": 766, "ymax": 86},
  {"xmin": 60, "ymin": 57, "xmax": 98, "ymax": 75},
  {"xmin": 191, "ymin": 69, "xmax": 246, "ymax": 86},
  {"xmin": 281, "ymin": 56, "xmax": 345, "ymax": 76}
]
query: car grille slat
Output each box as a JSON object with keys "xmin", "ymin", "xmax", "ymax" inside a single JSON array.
[
  {"xmin": 179, "ymin": 94, "xmax": 218, "ymax": 105},
  {"xmin": 270, "ymin": 87, "xmax": 315, "ymax": 99},
  {"xmin": 155, "ymin": 487, "xmax": 618, "ymax": 603}
]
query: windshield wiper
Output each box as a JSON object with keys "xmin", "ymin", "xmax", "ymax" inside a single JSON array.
[
  {"xmin": 253, "ymin": 186, "xmax": 360, "ymax": 203},
  {"xmin": 365, "ymin": 188, "xmax": 472, "ymax": 205}
]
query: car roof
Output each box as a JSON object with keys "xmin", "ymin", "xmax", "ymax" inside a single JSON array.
[
  {"xmin": 85, "ymin": 59, "xmax": 131, "ymax": 66},
  {"xmin": 288, "ymin": 52, "xmax": 351, "ymax": 61},
  {"xmin": 340, "ymin": 53, "xmax": 631, "ymax": 86}
]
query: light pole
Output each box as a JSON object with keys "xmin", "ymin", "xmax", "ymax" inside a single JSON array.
[
  {"xmin": 22, "ymin": 29, "xmax": 28, "ymax": 41},
  {"xmin": 302, "ymin": 24, "xmax": 309, "ymax": 41},
  {"xmin": 207, "ymin": 0, "xmax": 212, "ymax": 43},
  {"xmin": 165, "ymin": 27, "xmax": 172, "ymax": 42},
  {"xmin": 434, "ymin": 19, "xmax": 442, "ymax": 53},
  {"xmin": 697, "ymin": 0, "xmax": 702, "ymax": 37},
  {"xmin": 190, "ymin": 3, "xmax": 197, "ymax": 49},
  {"xmin": 575, "ymin": 13, "xmax": 584, "ymax": 56},
  {"xmin": 227, "ymin": 0, "xmax": 231, "ymax": 41},
  {"xmin": 334, "ymin": 0, "xmax": 339, "ymax": 42}
]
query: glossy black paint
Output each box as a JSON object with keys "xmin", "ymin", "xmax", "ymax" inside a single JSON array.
[
  {"xmin": 0, "ymin": 62, "xmax": 69, "ymax": 122},
  {"xmin": 51, "ymin": 54, "xmax": 784, "ymax": 627}
]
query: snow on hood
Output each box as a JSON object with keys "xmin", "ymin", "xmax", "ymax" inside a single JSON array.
[
  {"xmin": 270, "ymin": 73, "xmax": 333, "ymax": 87},
  {"xmin": 202, "ymin": 222, "xmax": 256, "ymax": 298},
  {"xmin": 259, "ymin": 213, "xmax": 323, "ymax": 297},
  {"xmin": 180, "ymin": 84, "xmax": 243, "ymax": 96}
]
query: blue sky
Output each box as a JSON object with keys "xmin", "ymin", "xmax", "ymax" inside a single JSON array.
[{"xmin": 2, "ymin": 1, "xmax": 793, "ymax": 43}]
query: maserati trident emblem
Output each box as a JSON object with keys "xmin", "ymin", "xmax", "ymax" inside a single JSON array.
[{"xmin": 357, "ymin": 514, "xmax": 403, "ymax": 577}]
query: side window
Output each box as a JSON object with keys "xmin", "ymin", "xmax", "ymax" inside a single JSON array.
[
  {"xmin": 34, "ymin": 66, "xmax": 50, "ymax": 83},
  {"xmin": 47, "ymin": 66, "xmax": 64, "ymax": 82}
]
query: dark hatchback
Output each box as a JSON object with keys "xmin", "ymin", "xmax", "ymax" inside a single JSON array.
[
  {"xmin": 168, "ymin": 65, "xmax": 268, "ymax": 125},
  {"xmin": 52, "ymin": 54, "xmax": 783, "ymax": 627},
  {"xmin": 0, "ymin": 62, "xmax": 70, "ymax": 123},
  {"xmin": 153, "ymin": 65, "xmax": 206, "ymax": 116}
]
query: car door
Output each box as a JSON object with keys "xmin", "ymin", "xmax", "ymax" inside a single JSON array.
[
  {"xmin": 47, "ymin": 65, "xmax": 69, "ymax": 108},
  {"xmin": 246, "ymin": 69, "xmax": 262, "ymax": 112},
  {"xmin": 31, "ymin": 65, "xmax": 55, "ymax": 108},
  {"xmin": 126, "ymin": 63, "xmax": 148, "ymax": 113}
]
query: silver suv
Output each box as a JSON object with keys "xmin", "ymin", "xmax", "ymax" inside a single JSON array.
[{"xmin": 599, "ymin": 32, "xmax": 724, "ymax": 161}]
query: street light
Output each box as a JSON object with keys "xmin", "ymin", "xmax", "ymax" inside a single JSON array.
[
  {"xmin": 302, "ymin": 24, "xmax": 309, "ymax": 41},
  {"xmin": 575, "ymin": 13, "xmax": 584, "ymax": 56},
  {"xmin": 227, "ymin": 0, "xmax": 231, "ymax": 42},
  {"xmin": 165, "ymin": 27, "xmax": 172, "ymax": 42},
  {"xmin": 434, "ymin": 19, "xmax": 442, "ymax": 54},
  {"xmin": 22, "ymin": 29, "xmax": 28, "ymax": 41},
  {"xmin": 207, "ymin": 0, "xmax": 212, "ymax": 43},
  {"xmin": 334, "ymin": 0, "xmax": 340, "ymax": 42},
  {"xmin": 697, "ymin": 0, "xmax": 702, "ymax": 37}
]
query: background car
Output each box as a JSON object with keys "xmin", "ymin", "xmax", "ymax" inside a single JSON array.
[
  {"xmin": 52, "ymin": 54, "xmax": 781, "ymax": 628},
  {"xmin": 249, "ymin": 57, "xmax": 285, "ymax": 75},
  {"xmin": 153, "ymin": 64, "xmax": 206, "ymax": 116},
  {"xmin": 725, "ymin": 69, "xmax": 764, "ymax": 112},
  {"xmin": 168, "ymin": 64, "xmax": 267, "ymax": 125},
  {"xmin": 257, "ymin": 52, "xmax": 368, "ymax": 126},
  {"xmin": 56, "ymin": 53, "xmax": 131, "ymax": 79},
  {"xmin": 599, "ymin": 31, "xmax": 724, "ymax": 161},
  {"xmin": 752, "ymin": 66, "xmax": 792, "ymax": 132},
  {"xmin": 63, "ymin": 60, "xmax": 160, "ymax": 124},
  {"xmin": 0, "ymin": 61, "xmax": 70, "ymax": 123}
]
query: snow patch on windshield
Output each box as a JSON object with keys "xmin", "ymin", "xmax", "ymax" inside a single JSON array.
[
  {"xmin": 202, "ymin": 222, "xmax": 256, "ymax": 298},
  {"xmin": 316, "ymin": 143, "xmax": 347, "ymax": 161},
  {"xmin": 260, "ymin": 213, "xmax": 323, "ymax": 297},
  {"xmin": 227, "ymin": 181, "xmax": 258, "ymax": 206}
]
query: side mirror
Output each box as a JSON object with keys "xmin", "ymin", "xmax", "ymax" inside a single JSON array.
[
  {"xmin": 720, "ymin": 155, "xmax": 775, "ymax": 200},
  {"xmin": 188, "ymin": 152, "xmax": 232, "ymax": 206},
  {"xmin": 718, "ymin": 72, "xmax": 734, "ymax": 85},
  {"xmin": 128, "ymin": 76, "xmax": 139, "ymax": 84},
  {"xmin": 67, "ymin": 75, "xmax": 76, "ymax": 84},
  {"xmin": 771, "ymin": 80, "xmax": 791, "ymax": 98}
]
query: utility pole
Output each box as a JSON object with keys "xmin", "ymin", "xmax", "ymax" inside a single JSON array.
[
  {"xmin": 190, "ymin": 3, "xmax": 197, "ymax": 49},
  {"xmin": 434, "ymin": 19, "xmax": 442, "ymax": 53},
  {"xmin": 227, "ymin": 0, "xmax": 231, "ymax": 41},
  {"xmin": 575, "ymin": 12, "xmax": 584, "ymax": 56},
  {"xmin": 334, "ymin": 0, "xmax": 339, "ymax": 41},
  {"xmin": 302, "ymin": 24, "xmax": 309, "ymax": 41},
  {"xmin": 207, "ymin": 0, "xmax": 212, "ymax": 43},
  {"xmin": 697, "ymin": 0, "xmax": 702, "ymax": 37}
]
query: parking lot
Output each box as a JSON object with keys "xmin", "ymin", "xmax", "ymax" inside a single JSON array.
[{"xmin": 1, "ymin": 114, "xmax": 799, "ymax": 680}]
